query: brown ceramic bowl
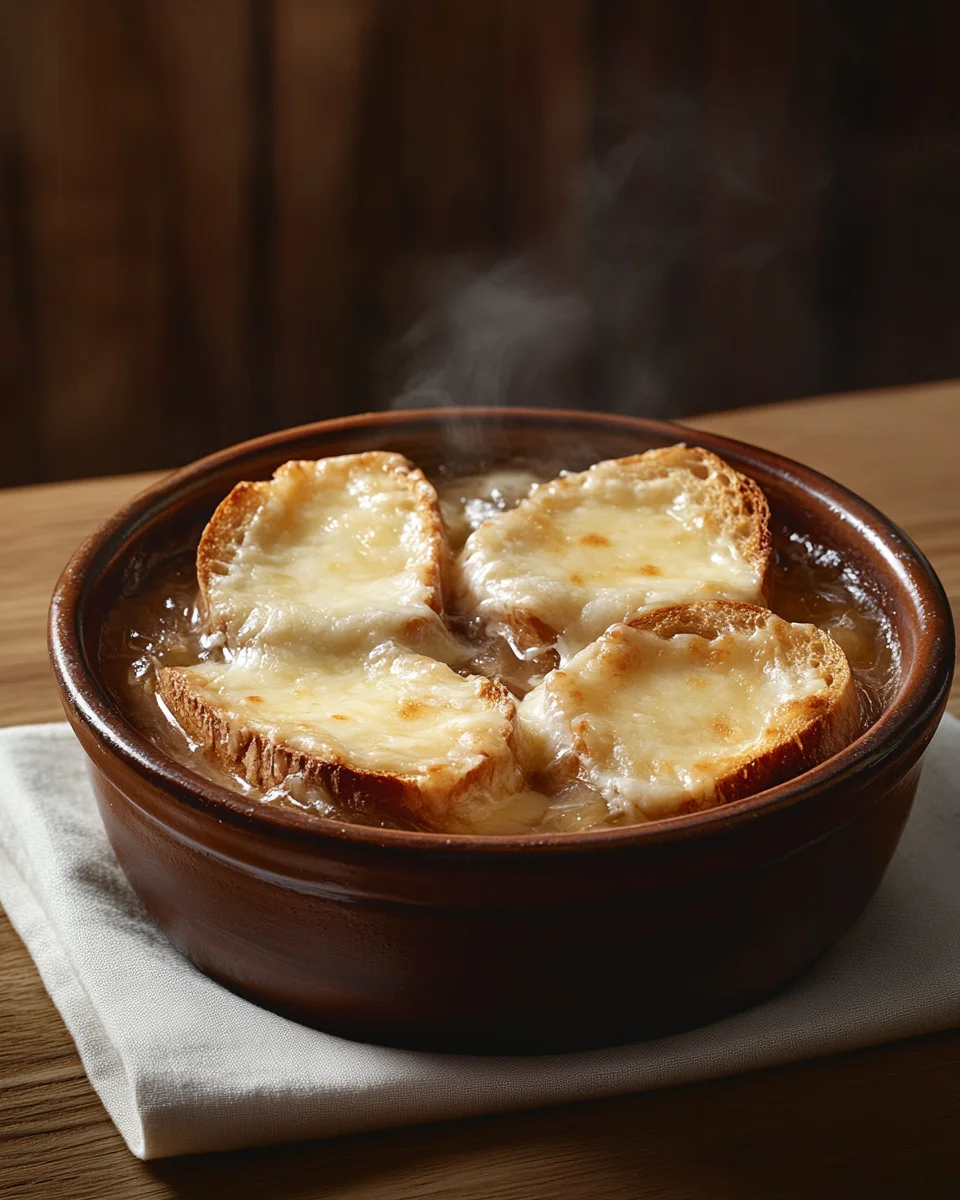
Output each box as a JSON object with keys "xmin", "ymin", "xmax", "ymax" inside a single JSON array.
[{"xmin": 49, "ymin": 409, "xmax": 955, "ymax": 1053}]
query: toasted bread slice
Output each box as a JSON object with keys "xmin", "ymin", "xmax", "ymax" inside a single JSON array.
[
  {"xmin": 197, "ymin": 453, "xmax": 446, "ymax": 652},
  {"xmin": 456, "ymin": 446, "xmax": 771, "ymax": 657},
  {"xmin": 519, "ymin": 601, "xmax": 859, "ymax": 823},
  {"xmin": 157, "ymin": 644, "xmax": 522, "ymax": 828}
]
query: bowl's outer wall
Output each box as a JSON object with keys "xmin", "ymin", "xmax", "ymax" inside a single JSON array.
[
  {"xmin": 53, "ymin": 410, "xmax": 956, "ymax": 1052},
  {"xmin": 88, "ymin": 746, "xmax": 922, "ymax": 1052}
]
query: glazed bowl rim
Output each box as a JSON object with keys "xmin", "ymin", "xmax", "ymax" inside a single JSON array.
[{"xmin": 49, "ymin": 406, "xmax": 956, "ymax": 856}]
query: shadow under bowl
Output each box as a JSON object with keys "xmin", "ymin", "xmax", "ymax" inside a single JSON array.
[{"xmin": 49, "ymin": 408, "xmax": 955, "ymax": 1053}]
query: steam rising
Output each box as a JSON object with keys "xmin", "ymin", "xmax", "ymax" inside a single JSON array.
[
  {"xmin": 385, "ymin": 92, "xmax": 820, "ymax": 420},
  {"xmin": 391, "ymin": 261, "xmax": 587, "ymax": 412},
  {"xmin": 387, "ymin": 100, "xmax": 704, "ymax": 418}
]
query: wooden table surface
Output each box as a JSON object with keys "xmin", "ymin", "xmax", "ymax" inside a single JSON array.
[{"xmin": 1, "ymin": 381, "xmax": 959, "ymax": 1199}]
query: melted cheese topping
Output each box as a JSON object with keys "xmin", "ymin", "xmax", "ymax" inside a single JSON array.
[
  {"xmin": 157, "ymin": 451, "xmax": 863, "ymax": 833},
  {"xmin": 460, "ymin": 456, "xmax": 764, "ymax": 655},
  {"xmin": 179, "ymin": 644, "xmax": 520, "ymax": 813},
  {"xmin": 520, "ymin": 618, "xmax": 829, "ymax": 821},
  {"xmin": 210, "ymin": 457, "xmax": 441, "ymax": 649}
]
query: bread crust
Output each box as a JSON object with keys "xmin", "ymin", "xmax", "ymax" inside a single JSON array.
[
  {"xmin": 618, "ymin": 446, "xmax": 772, "ymax": 600},
  {"xmin": 526, "ymin": 600, "xmax": 859, "ymax": 818},
  {"xmin": 157, "ymin": 662, "xmax": 521, "ymax": 827},
  {"xmin": 457, "ymin": 445, "xmax": 773, "ymax": 654},
  {"xmin": 197, "ymin": 452, "xmax": 446, "ymax": 642},
  {"xmin": 628, "ymin": 601, "xmax": 857, "ymax": 808}
]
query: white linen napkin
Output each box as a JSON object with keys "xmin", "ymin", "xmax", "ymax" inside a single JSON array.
[{"xmin": 1, "ymin": 719, "xmax": 958, "ymax": 1160}]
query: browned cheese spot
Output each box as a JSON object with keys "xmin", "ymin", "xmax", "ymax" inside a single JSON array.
[
  {"xmin": 245, "ymin": 695, "xmax": 264, "ymax": 704},
  {"xmin": 712, "ymin": 718, "xmax": 734, "ymax": 740},
  {"xmin": 397, "ymin": 699, "xmax": 423, "ymax": 719},
  {"xmin": 569, "ymin": 572, "xmax": 585, "ymax": 586},
  {"xmin": 640, "ymin": 564, "xmax": 663, "ymax": 576},
  {"xmin": 610, "ymin": 646, "xmax": 639, "ymax": 675},
  {"xmin": 330, "ymin": 713, "xmax": 351, "ymax": 721},
  {"xmin": 580, "ymin": 532, "xmax": 610, "ymax": 547}
]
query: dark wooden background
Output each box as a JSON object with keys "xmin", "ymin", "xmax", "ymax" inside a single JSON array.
[{"xmin": 1, "ymin": 0, "xmax": 959, "ymax": 487}]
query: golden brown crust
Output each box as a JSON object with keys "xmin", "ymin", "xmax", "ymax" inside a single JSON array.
[
  {"xmin": 457, "ymin": 444, "xmax": 773, "ymax": 652},
  {"xmin": 627, "ymin": 599, "xmax": 777, "ymax": 640},
  {"xmin": 196, "ymin": 452, "xmax": 447, "ymax": 642},
  {"xmin": 524, "ymin": 600, "xmax": 859, "ymax": 819},
  {"xmin": 616, "ymin": 447, "xmax": 773, "ymax": 602},
  {"xmin": 624, "ymin": 600, "xmax": 860, "ymax": 809},
  {"xmin": 157, "ymin": 664, "xmax": 520, "ymax": 827},
  {"xmin": 196, "ymin": 479, "xmax": 271, "ymax": 632}
]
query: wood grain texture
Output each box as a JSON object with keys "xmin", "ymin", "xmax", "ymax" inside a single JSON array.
[
  {"xmin": 0, "ymin": 385, "xmax": 958, "ymax": 1197},
  {"xmin": 698, "ymin": 0, "xmax": 835, "ymax": 410},
  {"xmin": 4, "ymin": 2, "xmax": 960, "ymax": 485},
  {"xmin": 271, "ymin": 0, "xmax": 374, "ymax": 428},
  {"xmin": 0, "ymin": 0, "xmax": 256, "ymax": 484},
  {"xmin": 0, "ymin": 471, "xmax": 166, "ymax": 727}
]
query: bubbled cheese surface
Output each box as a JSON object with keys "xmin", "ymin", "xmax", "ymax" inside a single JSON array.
[
  {"xmin": 175, "ymin": 644, "xmax": 515, "ymax": 791},
  {"xmin": 520, "ymin": 616, "xmax": 829, "ymax": 821},
  {"xmin": 209, "ymin": 458, "xmax": 440, "ymax": 649},
  {"xmin": 460, "ymin": 456, "xmax": 765, "ymax": 655}
]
